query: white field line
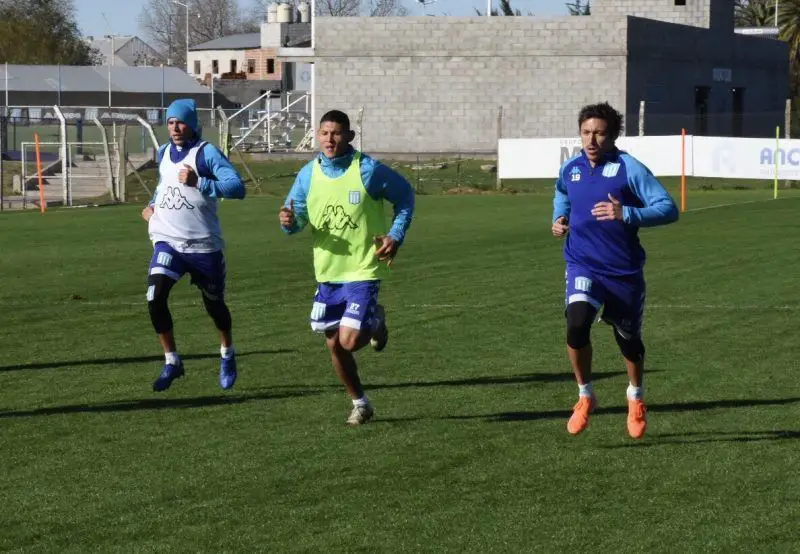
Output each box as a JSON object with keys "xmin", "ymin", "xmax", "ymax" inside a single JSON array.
[{"xmin": 684, "ymin": 195, "xmax": 800, "ymax": 213}]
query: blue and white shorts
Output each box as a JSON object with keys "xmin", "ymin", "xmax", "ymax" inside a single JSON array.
[
  {"xmin": 309, "ymin": 280, "xmax": 381, "ymax": 333},
  {"xmin": 565, "ymin": 263, "xmax": 646, "ymax": 338},
  {"xmin": 148, "ymin": 242, "xmax": 226, "ymax": 300}
]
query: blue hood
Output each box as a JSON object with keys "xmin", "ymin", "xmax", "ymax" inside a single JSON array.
[{"xmin": 166, "ymin": 99, "xmax": 201, "ymax": 138}]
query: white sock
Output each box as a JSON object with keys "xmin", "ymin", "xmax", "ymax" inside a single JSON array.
[
  {"xmin": 221, "ymin": 345, "xmax": 235, "ymax": 359},
  {"xmin": 627, "ymin": 383, "xmax": 644, "ymax": 401},
  {"xmin": 165, "ymin": 351, "xmax": 180, "ymax": 365},
  {"xmin": 353, "ymin": 396, "xmax": 370, "ymax": 408},
  {"xmin": 578, "ymin": 382, "xmax": 593, "ymax": 398}
]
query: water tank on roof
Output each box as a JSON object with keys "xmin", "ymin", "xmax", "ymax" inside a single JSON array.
[
  {"xmin": 277, "ymin": 2, "xmax": 293, "ymax": 23},
  {"xmin": 267, "ymin": 3, "xmax": 278, "ymax": 23},
  {"xmin": 298, "ymin": 1, "xmax": 310, "ymax": 23}
]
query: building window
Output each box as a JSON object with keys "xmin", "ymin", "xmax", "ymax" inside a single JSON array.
[
  {"xmin": 247, "ymin": 59, "xmax": 256, "ymax": 73},
  {"xmin": 674, "ymin": 0, "xmax": 686, "ymax": 5},
  {"xmin": 732, "ymin": 88, "xmax": 745, "ymax": 137},
  {"xmin": 230, "ymin": 59, "xmax": 237, "ymax": 73},
  {"xmin": 267, "ymin": 58, "xmax": 275, "ymax": 74},
  {"xmin": 694, "ymin": 86, "xmax": 710, "ymax": 136},
  {"xmin": 212, "ymin": 59, "xmax": 219, "ymax": 74},
  {"xmin": 193, "ymin": 60, "xmax": 201, "ymax": 74}
]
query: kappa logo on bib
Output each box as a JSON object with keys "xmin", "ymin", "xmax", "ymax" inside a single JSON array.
[{"xmin": 159, "ymin": 186, "xmax": 195, "ymax": 210}]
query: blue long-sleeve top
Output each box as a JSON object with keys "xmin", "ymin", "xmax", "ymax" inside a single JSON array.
[
  {"xmin": 150, "ymin": 137, "xmax": 245, "ymax": 204},
  {"xmin": 281, "ymin": 147, "xmax": 415, "ymax": 244},
  {"xmin": 552, "ymin": 148, "xmax": 678, "ymax": 276}
]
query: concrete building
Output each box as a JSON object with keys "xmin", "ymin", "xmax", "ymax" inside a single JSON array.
[
  {"xmin": 301, "ymin": 0, "xmax": 789, "ymax": 153},
  {"xmin": 187, "ymin": 13, "xmax": 311, "ymax": 106},
  {"xmin": 188, "ymin": 33, "xmax": 264, "ymax": 80}
]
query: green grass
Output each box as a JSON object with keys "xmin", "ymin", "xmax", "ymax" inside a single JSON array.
[{"xmin": 1, "ymin": 191, "xmax": 799, "ymax": 552}]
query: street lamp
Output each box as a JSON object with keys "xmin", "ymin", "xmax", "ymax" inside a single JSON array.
[{"xmin": 172, "ymin": 0, "xmax": 189, "ymax": 72}]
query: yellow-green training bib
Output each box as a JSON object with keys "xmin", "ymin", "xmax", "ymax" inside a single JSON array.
[{"xmin": 307, "ymin": 152, "xmax": 388, "ymax": 283}]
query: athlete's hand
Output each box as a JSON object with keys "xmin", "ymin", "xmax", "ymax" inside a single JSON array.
[
  {"xmin": 552, "ymin": 216, "xmax": 569, "ymax": 238},
  {"xmin": 178, "ymin": 164, "xmax": 198, "ymax": 187},
  {"xmin": 279, "ymin": 199, "xmax": 295, "ymax": 227},
  {"xmin": 374, "ymin": 235, "xmax": 398, "ymax": 267},
  {"xmin": 592, "ymin": 194, "xmax": 623, "ymax": 221},
  {"xmin": 142, "ymin": 205, "xmax": 154, "ymax": 222}
]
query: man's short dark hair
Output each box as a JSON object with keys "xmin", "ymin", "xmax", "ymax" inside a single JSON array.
[
  {"xmin": 320, "ymin": 110, "xmax": 351, "ymax": 131},
  {"xmin": 578, "ymin": 102, "xmax": 624, "ymax": 140}
]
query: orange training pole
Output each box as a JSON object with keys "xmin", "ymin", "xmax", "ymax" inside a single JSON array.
[
  {"xmin": 680, "ymin": 128, "xmax": 687, "ymax": 213},
  {"xmin": 34, "ymin": 133, "xmax": 46, "ymax": 214}
]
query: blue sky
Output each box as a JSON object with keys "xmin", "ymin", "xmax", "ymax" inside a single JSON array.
[{"xmin": 75, "ymin": 0, "xmax": 570, "ymax": 38}]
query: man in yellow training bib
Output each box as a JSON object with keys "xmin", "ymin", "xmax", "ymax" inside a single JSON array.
[{"xmin": 279, "ymin": 110, "xmax": 415, "ymax": 425}]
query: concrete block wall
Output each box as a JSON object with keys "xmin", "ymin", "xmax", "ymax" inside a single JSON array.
[
  {"xmin": 314, "ymin": 17, "xmax": 628, "ymax": 153},
  {"xmin": 593, "ymin": 0, "xmax": 726, "ymax": 29},
  {"xmin": 627, "ymin": 18, "xmax": 788, "ymax": 137}
]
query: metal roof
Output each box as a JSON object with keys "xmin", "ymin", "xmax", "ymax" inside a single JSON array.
[
  {"xmin": 1, "ymin": 64, "xmax": 209, "ymax": 94},
  {"xmin": 86, "ymin": 35, "xmax": 135, "ymax": 57},
  {"xmin": 189, "ymin": 23, "xmax": 311, "ymax": 50},
  {"xmin": 190, "ymin": 33, "xmax": 261, "ymax": 51}
]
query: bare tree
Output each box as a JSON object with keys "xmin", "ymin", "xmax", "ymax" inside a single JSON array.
[
  {"xmin": 315, "ymin": 0, "xmax": 406, "ymax": 16},
  {"xmin": 139, "ymin": 0, "xmax": 253, "ymax": 68},
  {"xmin": 366, "ymin": 0, "xmax": 407, "ymax": 16},
  {"xmin": 316, "ymin": 0, "xmax": 360, "ymax": 15}
]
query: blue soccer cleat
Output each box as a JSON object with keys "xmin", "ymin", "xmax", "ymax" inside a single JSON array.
[
  {"xmin": 152, "ymin": 362, "xmax": 185, "ymax": 392},
  {"xmin": 219, "ymin": 354, "xmax": 237, "ymax": 390}
]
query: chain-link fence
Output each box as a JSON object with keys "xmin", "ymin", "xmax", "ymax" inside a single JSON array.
[
  {"xmin": 4, "ymin": 100, "xmax": 796, "ymax": 209},
  {"xmin": 0, "ymin": 106, "xmax": 222, "ymax": 156}
]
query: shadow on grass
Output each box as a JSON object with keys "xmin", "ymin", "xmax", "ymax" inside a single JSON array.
[
  {"xmin": 601, "ymin": 429, "xmax": 800, "ymax": 448},
  {"xmin": 0, "ymin": 387, "xmax": 321, "ymax": 419},
  {"xmin": 275, "ymin": 370, "xmax": 632, "ymax": 393},
  {"xmin": 446, "ymin": 397, "xmax": 800, "ymax": 423},
  {"xmin": 0, "ymin": 349, "xmax": 297, "ymax": 373},
  {"xmin": 367, "ymin": 370, "xmax": 627, "ymax": 390}
]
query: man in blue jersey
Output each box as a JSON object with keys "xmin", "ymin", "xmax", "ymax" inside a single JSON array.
[
  {"xmin": 552, "ymin": 102, "xmax": 678, "ymax": 439},
  {"xmin": 141, "ymin": 99, "xmax": 246, "ymax": 392},
  {"xmin": 279, "ymin": 110, "xmax": 414, "ymax": 425}
]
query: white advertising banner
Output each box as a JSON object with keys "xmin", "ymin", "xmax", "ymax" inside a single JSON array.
[
  {"xmin": 691, "ymin": 136, "xmax": 800, "ymax": 180},
  {"xmin": 498, "ymin": 136, "xmax": 688, "ymax": 179},
  {"xmin": 497, "ymin": 138, "xmax": 579, "ymax": 179},
  {"xmin": 616, "ymin": 135, "xmax": 689, "ymax": 177}
]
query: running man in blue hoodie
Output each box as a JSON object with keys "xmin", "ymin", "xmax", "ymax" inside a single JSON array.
[
  {"xmin": 552, "ymin": 102, "xmax": 678, "ymax": 439},
  {"xmin": 141, "ymin": 99, "xmax": 246, "ymax": 392}
]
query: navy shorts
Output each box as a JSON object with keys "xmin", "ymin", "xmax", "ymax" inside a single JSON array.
[
  {"xmin": 309, "ymin": 281, "xmax": 380, "ymax": 333},
  {"xmin": 147, "ymin": 242, "xmax": 226, "ymax": 300},
  {"xmin": 565, "ymin": 263, "xmax": 646, "ymax": 338}
]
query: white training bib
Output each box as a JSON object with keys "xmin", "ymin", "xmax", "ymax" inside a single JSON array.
[{"xmin": 149, "ymin": 142, "xmax": 224, "ymax": 253}]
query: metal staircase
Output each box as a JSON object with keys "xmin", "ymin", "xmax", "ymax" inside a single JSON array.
[{"xmin": 230, "ymin": 91, "xmax": 311, "ymax": 153}]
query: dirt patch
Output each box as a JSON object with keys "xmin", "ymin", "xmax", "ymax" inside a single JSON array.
[
  {"xmin": 442, "ymin": 186, "xmax": 517, "ymax": 195},
  {"xmin": 443, "ymin": 186, "xmax": 492, "ymax": 195}
]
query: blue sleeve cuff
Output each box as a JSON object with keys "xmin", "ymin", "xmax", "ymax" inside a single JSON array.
[
  {"xmin": 622, "ymin": 206, "xmax": 636, "ymax": 225},
  {"xmin": 362, "ymin": 157, "xmax": 414, "ymax": 245}
]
